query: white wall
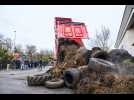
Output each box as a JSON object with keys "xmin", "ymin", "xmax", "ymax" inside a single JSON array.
[{"xmin": 119, "ymin": 28, "xmax": 134, "ymax": 56}]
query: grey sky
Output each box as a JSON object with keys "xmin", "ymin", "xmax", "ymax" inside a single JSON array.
[{"xmin": 0, "ymin": 5, "xmax": 125, "ymax": 52}]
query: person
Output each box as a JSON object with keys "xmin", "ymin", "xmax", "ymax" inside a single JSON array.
[
  {"xmin": 7, "ymin": 64, "xmax": 10, "ymax": 71},
  {"xmin": 30, "ymin": 60, "xmax": 33, "ymax": 69},
  {"xmin": 33, "ymin": 60, "xmax": 37, "ymax": 68},
  {"xmin": 27, "ymin": 60, "xmax": 31, "ymax": 69},
  {"xmin": 44, "ymin": 61, "xmax": 48, "ymax": 68},
  {"xmin": 38, "ymin": 60, "xmax": 43, "ymax": 71},
  {"xmin": 12, "ymin": 60, "xmax": 16, "ymax": 69},
  {"xmin": 16, "ymin": 60, "xmax": 21, "ymax": 69},
  {"xmin": 31, "ymin": 60, "xmax": 34, "ymax": 68},
  {"xmin": 25, "ymin": 60, "xmax": 29, "ymax": 70},
  {"xmin": 29, "ymin": 60, "xmax": 32, "ymax": 69},
  {"xmin": 20, "ymin": 60, "xmax": 25, "ymax": 70}
]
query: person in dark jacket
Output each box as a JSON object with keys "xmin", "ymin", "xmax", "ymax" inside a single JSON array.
[
  {"xmin": 38, "ymin": 60, "xmax": 43, "ymax": 71},
  {"xmin": 16, "ymin": 60, "xmax": 21, "ymax": 69},
  {"xmin": 24, "ymin": 60, "xmax": 29, "ymax": 70}
]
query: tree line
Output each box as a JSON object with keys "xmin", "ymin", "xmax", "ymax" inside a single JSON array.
[{"xmin": 0, "ymin": 33, "xmax": 53, "ymax": 70}]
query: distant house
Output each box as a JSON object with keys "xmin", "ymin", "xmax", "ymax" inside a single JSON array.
[
  {"xmin": 0, "ymin": 39, "xmax": 8, "ymax": 50},
  {"xmin": 115, "ymin": 5, "xmax": 134, "ymax": 56}
]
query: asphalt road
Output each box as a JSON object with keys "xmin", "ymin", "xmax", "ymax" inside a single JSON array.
[{"xmin": 0, "ymin": 67, "xmax": 73, "ymax": 94}]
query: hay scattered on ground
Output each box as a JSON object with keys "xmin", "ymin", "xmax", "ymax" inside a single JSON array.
[
  {"xmin": 74, "ymin": 63, "xmax": 134, "ymax": 94},
  {"xmin": 50, "ymin": 46, "xmax": 90, "ymax": 79},
  {"xmin": 49, "ymin": 44, "xmax": 134, "ymax": 94}
]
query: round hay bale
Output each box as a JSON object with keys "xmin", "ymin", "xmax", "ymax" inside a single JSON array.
[
  {"xmin": 108, "ymin": 49, "xmax": 132, "ymax": 64},
  {"xmin": 91, "ymin": 50, "xmax": 108, "ymax": 60},
  {"xmin": 91, "ymin": 47, "xmax": 101, "ymax": 54}
]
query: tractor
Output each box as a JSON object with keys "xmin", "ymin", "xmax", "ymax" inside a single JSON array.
[{"xmin": 54, "ymin": 17, "xmax": 89, "ymax": 65}]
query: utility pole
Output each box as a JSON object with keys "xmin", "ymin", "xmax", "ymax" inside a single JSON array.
[{"xmin": 13, "ymin": 30, "xmax": 16, "ymax": 52}]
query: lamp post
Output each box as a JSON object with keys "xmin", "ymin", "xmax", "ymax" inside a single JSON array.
[{"xmin": 13, "ymin": 30, "xmax": 16, "ymax": 52}]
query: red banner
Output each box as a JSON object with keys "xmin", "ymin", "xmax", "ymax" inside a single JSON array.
[
  {"xmin": 56, "ymin": 23, "xmax": 88, "ymax": 39},
  {"xmin": 55, "ymin": 17, "xmax": 89, "ymax": 39}
]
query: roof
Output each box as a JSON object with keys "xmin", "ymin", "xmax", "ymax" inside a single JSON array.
[
  {"xmin": 60, "ymin": 22, "xmax": 85, "ymax": 25},
  {"xmin": 115, "ymin": 5, "xmax": 134, "ymax": 48}
]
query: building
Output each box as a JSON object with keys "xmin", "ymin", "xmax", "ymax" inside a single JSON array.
[
  {"xmin": 115, "ymin": 5, "xmax": 134, "ymax": 56},
  {"xmin": 0, "ymin": 38, "xmax": 12, "ymax": 52},
  {"xmin": 0, "ymin": 39, "xmax": 8, "ymax": 50}
]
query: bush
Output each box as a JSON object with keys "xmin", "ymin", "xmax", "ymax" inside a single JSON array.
[{"xmin": 0, "ymin": 48, "xmax": 13, "ymax": 69}]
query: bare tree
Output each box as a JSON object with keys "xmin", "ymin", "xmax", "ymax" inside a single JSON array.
[
  {"xmin": 40, "ymin": 50, "xmax": 45, "ymax": 55},
  {"xmin": 26, "ymin": 45, "xmax": 36, "ymax": 56},
  {"xmin": 38, "ymin": 49, "xmax": 52, "ymax": 62},
  {"xmin": 4, "ymin": 38, "xmax": 12, "ymax": 51},
  {"xmin": 14, "ymin": 44, "xmax": 23, "ymax": 53},
  {"xmin": 0, "ymin": 34, "xmax": 13, "ymax": 51},
  {"xmin": 39, "ymin": 49, "xmax": 52, "ymax": 58},
  {"xmin": 92, "ymin": 26, "xmax": 111, "ymax": 51}
]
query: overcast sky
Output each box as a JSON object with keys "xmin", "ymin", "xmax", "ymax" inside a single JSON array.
[{"xmin": 0, "ymin": 5, "xmax": 125, "ymax": 52}]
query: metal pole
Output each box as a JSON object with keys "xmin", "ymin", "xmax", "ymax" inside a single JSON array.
[{"xmin": 14, "ymin": 30, "xmax": 16, "ymax": 52}]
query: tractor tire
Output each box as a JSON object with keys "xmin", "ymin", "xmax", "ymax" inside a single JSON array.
[
  {"xmin": 64, "ymin": 68, "xmax": 81, "ymax": 89},
  {"xmin": 27, "ymin": 74, "xmax": 51, "ymax": 86},
  {"xmin": 88, "ymin": 58, "xmax": 117, "ymax": 73},
  {"xmin": 45, "ymin": 79, "xmax": 64, "ymax": 89}
]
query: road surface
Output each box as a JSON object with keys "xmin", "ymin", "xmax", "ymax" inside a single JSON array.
[{"xmin": 0, "ymin": 66, "xmax": 73, "ymax": 94}]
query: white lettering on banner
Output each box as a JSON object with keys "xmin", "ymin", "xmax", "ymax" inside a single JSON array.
[
  {"xmin": 55, "ymin": 22, "xmax": 88, "ymax": 38},
  {"xmin": 64, "ymin": 25, "xmax": 73, "ymax": 37},
  {"xmin": 75, "ymin": 27, "xmax": 80, "ymax": 33},
  {"xmin": 74, "ymin": 26, "xmax": 83, "ymax": 37},
  {"xmin": 65, "ymin": 27, "xmax": 71, "ymax": 33}
]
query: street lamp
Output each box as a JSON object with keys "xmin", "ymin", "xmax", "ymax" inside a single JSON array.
[{"xmin": 13, "ymin": 30, "xmax": 16, "ymax": 52}]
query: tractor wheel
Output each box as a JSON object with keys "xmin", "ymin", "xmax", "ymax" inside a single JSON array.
[
  {"xmin": 64, "ymin": 68, "xmax": 81, "ymax": 89},
  {"xmin": 45, "ymin": 78, "xmax": 64, "ymax": 89},
  {"xmin": 27, "ymin": 74, "xmax": 51, "ymax": 86}
]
